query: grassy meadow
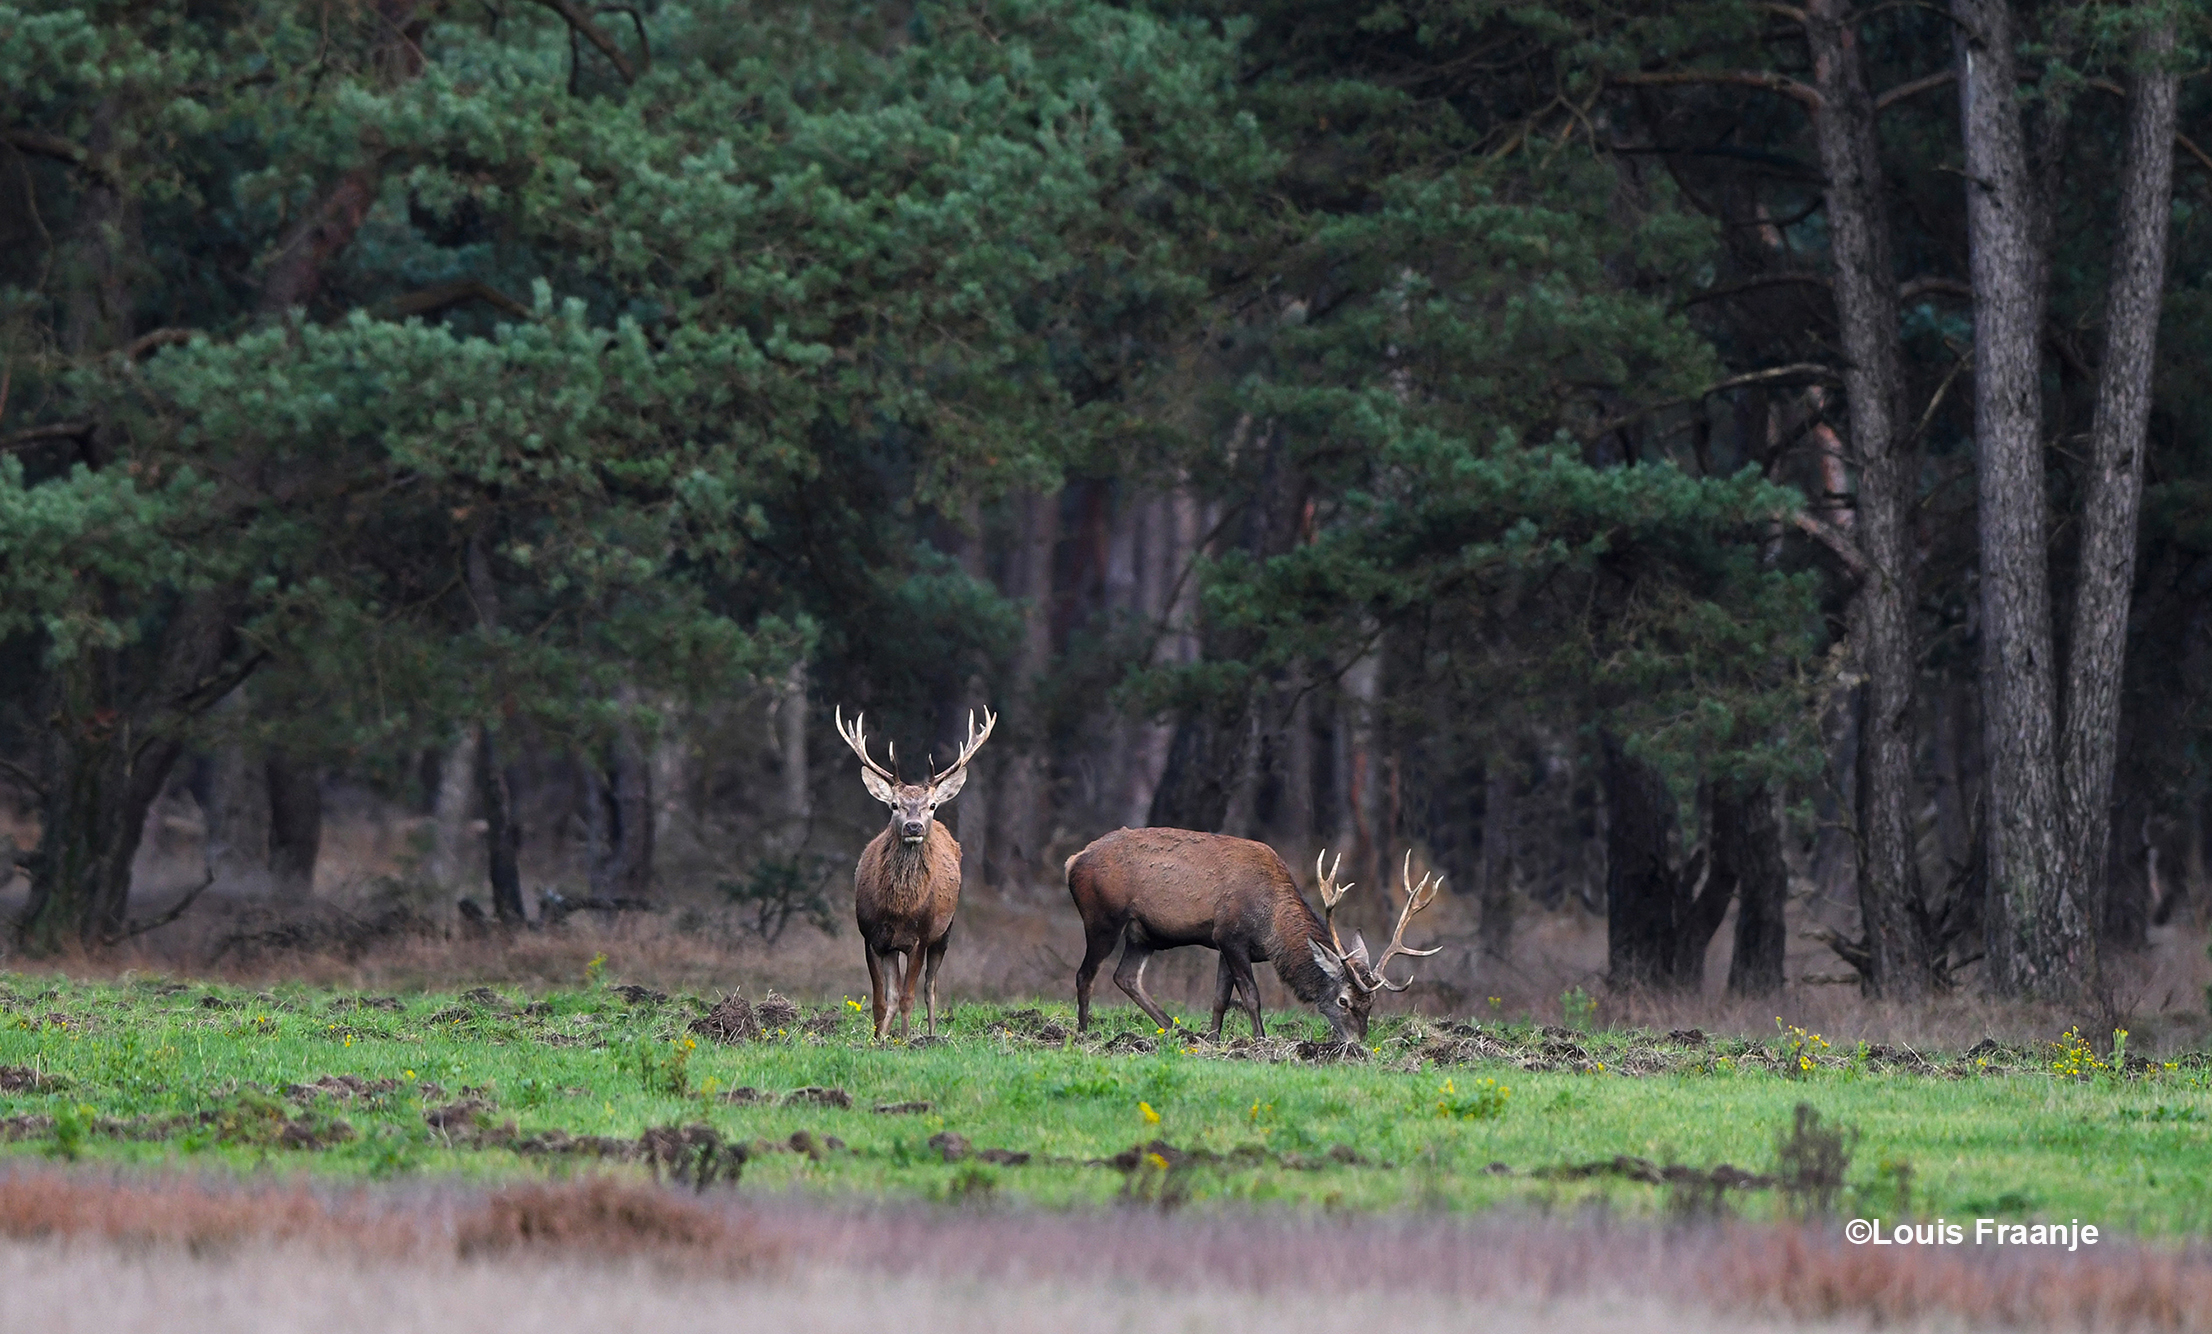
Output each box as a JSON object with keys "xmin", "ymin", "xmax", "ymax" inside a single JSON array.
[{"xmin": 3, "ymin": 970, "xmax": 2210, "ymax": 1234}]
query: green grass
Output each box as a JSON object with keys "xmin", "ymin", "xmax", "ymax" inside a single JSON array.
[{"xmin": 4, "ymin": 971, "xmax": 2211, "ymax": 1233}]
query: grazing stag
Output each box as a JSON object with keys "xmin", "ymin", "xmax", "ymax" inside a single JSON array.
[
  {"xmin": 837, "ymin": 705, "xmax": 995, "ymax": 1041},
  {"xmin": 1064, "ymin": 828, "xmax": 1440, "ymax": 1043}
]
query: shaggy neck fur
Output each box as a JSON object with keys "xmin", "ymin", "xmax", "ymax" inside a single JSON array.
[
  {"xmin": 875, "ymin": 827, "xmax": 938, "ymax": 903},
  {"xmin": 1270, "ymin": 906, "xmax": 1335, "ymax": 1005}
]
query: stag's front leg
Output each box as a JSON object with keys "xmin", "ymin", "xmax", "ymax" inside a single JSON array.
[
  {"xmin": 1209, "ymin": 956, "xmax": 1236, "ymax": 1041},
  {"xmin": 921, "ymin": 934, "xmax": 948, "ymax": 1036},
  {"xmin": 896, "ymin": 944, "xmax": 926, "ymax": 1040},
  {"xmin": 865, "ymin": 945, "xmax": 891, "ymax": 1041}
]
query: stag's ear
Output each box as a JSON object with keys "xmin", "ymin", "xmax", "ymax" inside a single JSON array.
[
  {"xmin": 928, "ymin": 765, "xmax": 969, "ymax": 805},
  {"xmin": 1308, "ymin": 939, "xmax": 1346, "ymax": 982},
  {"xmin": 860, "ymin": 768, "xmax": 899, "ymax": 806},
  {"xmin": 1345, "ymin": 931, "xmax": 1371, "ymax": 970}
]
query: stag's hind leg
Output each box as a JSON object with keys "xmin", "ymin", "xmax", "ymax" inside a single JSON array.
[
  {"xmin": 1074, "ymin": 919, "xmax": 1120, "ymax": 1032},
  {"xmin": 1112, "ymin": 938, "xmax": 1177, "ymax": 1033}
]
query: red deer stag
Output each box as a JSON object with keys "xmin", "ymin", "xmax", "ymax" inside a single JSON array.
[
  {"xmin": 1064, "ymin": 828, "xmax": 1440, "ymax": 1043},
  {"xmin": 836, "ymin": 706, "xmax": 995, "ymax": 1041}
]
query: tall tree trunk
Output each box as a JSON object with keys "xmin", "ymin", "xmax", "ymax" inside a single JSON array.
[
  {"xmin": 2060, "ymin": 13, "xmax": 2177, "ymax": 961},
  {"xmin": 465, "ymin": 534, "xmax": 526, "ymax": 924},
  {"xmin": 263, "ymin": 752, "xmax": 322, "ymax": 899},
  {"xmin": 989, "ymin": 488, "xmax": 1061, "ymax": 896},
  {"xmin": 475, "ymin": 723, "xmax": 525, "ymax": 924},
  {"xmin": 582, "ymin": 718, "xmax": 653, "ymax": 902},
  {"xmin": 775, "ymin": 659, "xmax": 810, "ymax": 846},
  {"xmin": 1719, "ymin": 782, "xmax": 1789, "ymax": 995},
  {"xmin": 1478, "ymin": 751, "xmax": 1514, "ymax": 959},
  {"xmin": 18, "ymin": 592, "xmax": 239, "ymax": 950},
  {"xmin": 1806, "ymin": 0, "xmax": 1934, "ymax": 995},
  {"xmin": 941, "ymin": 498, "xmax": 992, "ymax": 888},
  {"xmin": 1953, "ymin": 0, "xmax": 2077, "ymax": 999},
  {"xmin": 425, "ymin": 729, "xmax": 478, "ymax": 888},
  {"xmin": 1602, "ymin": 735, "xmax": 1731, "ymax": 990}
]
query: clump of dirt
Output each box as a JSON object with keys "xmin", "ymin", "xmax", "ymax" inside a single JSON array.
[
  {"xmin": 755, "ymin": 990, "xmax": 799, "ymax": 1028},
  {"xmin": 0, "ymin": 1066, "xmax": 63, "ymax": 1093},
  {"xmin": 691, "ymin": 992, "xmax": 760, "ymax": 1044},
  {"xmin": 783, "ymin": 1086, "xmax": 850, "ymax": 1109},
  {"xmin": 873, "ymin": 1100, "xmax": 931, "ymax": 1115},
  {"xmin": 612, "ymin": 984, "xmax": 668, "ymax": 1007},
  {"xmin": 283, "ymin": 1074, "xmax": 400, "ymax": 1102}
]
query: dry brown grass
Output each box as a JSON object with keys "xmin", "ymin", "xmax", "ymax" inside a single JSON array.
[{"xmin": 3, "ymin": 1166, "xmax": 2212, "ymax": 1332}]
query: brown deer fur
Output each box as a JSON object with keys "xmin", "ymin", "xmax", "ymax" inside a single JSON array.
[
  {"xmin": 1065, "ymin": 827, "xmax": 1363, "ymax": 1042},
  {"xmin": 837, "ymin": 707, "xmax": 994, "ymax": 1041},
  {"xmin": 853, "ymin": 821, "xmax": 962, "ymax": 1040}
]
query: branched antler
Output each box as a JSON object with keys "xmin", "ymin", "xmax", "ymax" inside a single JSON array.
[
  {"xmin": 1314, "ymin": 848, "xmax": 1353, "ymax": 955},
  {"xmin": 834, "ymin": 706, "xmax": 897, "ymax": 783},
  {"xmin": 1369, "ymin": 850, "xmax": 1442, "ymax": 992},
  {"xmin": 928, "ymin": 707, "xmax": 997, "ymax": 786}
]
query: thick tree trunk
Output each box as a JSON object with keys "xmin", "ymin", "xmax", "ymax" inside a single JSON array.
[
  {"xmin": 582, "ymin": 720, "xmax": 653, "ymax": 902},
  {"xmin": 474, "ymin": 724, "xmax": 526, "ymax": 924},
  {"xmin": 1479, "ymin": 752, "xmax": 1514, "ymax": 959},
  {"xmin": 1602, "ymin": 736, "xmax": 1731, "ymax": 990},
  {"xmin": 2061, "ymin": 14, "xmax": 2177, "ymax": 958},
  {"xmin": 776, "ymin": 660, "xmax": 810, "ymax": 840},
  {"xmin": 18, "ymin": 592, "xmax": 239, "ymax": 950},
  {"xmin": 263, "ymin": 752, "xmax": 323, "ymax": 899},
  {"xmin": 1719, "ymin": 782, "xmax": 1789, "ymax": 996},
  {"xmin": 425, "ymin": 730, "xmax": 478, "ymax": 887},
  {"xmin": 1806, "ymin": 0, "xmax": 1934, "ymax": 996},
  {"xmin": 989, "ymin": 487, "xmax": 1061, "ymax": 896},
  {"xmin": 1953, "ymin": 0, "xmax": 2079, "ymax": 999}
]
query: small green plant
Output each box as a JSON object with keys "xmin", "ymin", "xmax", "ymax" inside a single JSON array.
[
  {"xmin": 1560, "ymin": 986, "xmax": 1596, "ymax": 1031},
  {"xmin": 719, "ymin": 854, "xmax": 837, "ymax": 943},
  {"xmin": 1434, "ymin": 1076, "xmax": 1510, "ymax": 1120},
  {"xmin": 630, "ymin": 1035, "xmax": 697, "ymax": 1096},
  {"xmin": 2110, "ymin": 1028, "xmax": 2131, "ymax": 1074},
  {"xmin": 2051, "ymin": 1026, "xmax": 2107, "ymax": 1080},
  {"xmin": 583, "ymin": 952, "xmax": 608, "ymax": 989},
  {"xmin": 47, "ymin": 1102, "xmax": 96, "ymax": 1161},
  {"xmin": 943, "ymin": 1163, "xmax": 999, "ymax": 1203},
  {"xmin": 1776, "ymin": 1018, "xmax": 1831, "ymax": 1076}
]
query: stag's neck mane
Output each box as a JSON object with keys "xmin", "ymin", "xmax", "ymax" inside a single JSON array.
[
  {"xmin": 1268, "ymin": 898, "xmax": 1335, "ymax": 1005},
  {"xmin": 869, "ymin": 825, "xmax": 940, "ymax": 905}
]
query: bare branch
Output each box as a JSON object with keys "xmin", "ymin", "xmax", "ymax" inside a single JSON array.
[
  {"xmin": 1580, "ymin": 362, "xmax": 1842, "ymax": 443},
  {"xmin": 377, "ymin": 280, "xmax": 533, "ymax": 322},
  {"xmin": 2, "ymin": 420, "xmax": 93, "ymax": 453},
  {"xmin": 0, "ymin": 755, "xmax": 46, "ymax": 799},
  {"xmin": 1610, "ymin": 70, "xmax": 1822, "ymax": 111},
  {"xmin": 124, "ymin": 327, "xmax": 197, "ymax": 359},
  {"xmin": 1875, "ymin": 69, "xmax": 1955, "ymax": 111},
  {"xmin": 1, "ymin": 128, "xmax": 87, "ymax": 165},
  {"xmin": 1791, "ymin": 510, "xmax": 1869, "ymax": 580},
  {"xmin": 1899, "ymin": 275, "xmax": 1973, "ymax": 304},
  {"xmin": 101, "ymin": 870, "xmax": 216, "ymax": 944},
  {"xmin": 528, "ymin": 0, "xmax": 638, "ymax": 82}
]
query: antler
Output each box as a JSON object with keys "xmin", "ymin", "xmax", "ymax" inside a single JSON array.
[
  {"xmin": 1369, "ymin": 850, "xmax": 1443, "ymax": 991},
  {"xmin": 928, "ymin": 707, "xmax": 997, "ymax": 786},
  {"xmin": 1314, "ymin": 849, "xmax": 1353, "ymax": 954},
  {"xmin": 834, "ymin": 706, "xmax": 898, "ymax": 783}
]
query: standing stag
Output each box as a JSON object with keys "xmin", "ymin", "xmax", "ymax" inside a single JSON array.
[
  {"xmin": 836, "ymin": 706, "xmax": 995, "ymax": 1040},
  {"xmin": 1064, "ymin": 827, "xmax": 1440, "ymax": 1043}
]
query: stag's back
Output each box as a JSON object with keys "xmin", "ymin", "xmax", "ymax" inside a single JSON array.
[{"xmin": 1065, "ymin": 826, "xmax": 1311, "ymax": 946}]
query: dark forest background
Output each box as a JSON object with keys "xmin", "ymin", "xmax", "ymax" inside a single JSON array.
[{"xmin": 4, "ymin": 0, "xmax": 2211, "ymax": 1007}]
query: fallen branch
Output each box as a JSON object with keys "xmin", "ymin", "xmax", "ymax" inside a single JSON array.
[{"xmin": 103, "ymin": 870, "xmax": 217, "ymax": 945}]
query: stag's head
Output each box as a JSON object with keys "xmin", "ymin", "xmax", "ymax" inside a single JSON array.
[
  {"xmin": 1305, "ymin": 849, "xmax": 1442, "ymax": 1041},
  {"xmin": 835, "ymin": 707, "xmax": 996, "ymax": 845}
]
